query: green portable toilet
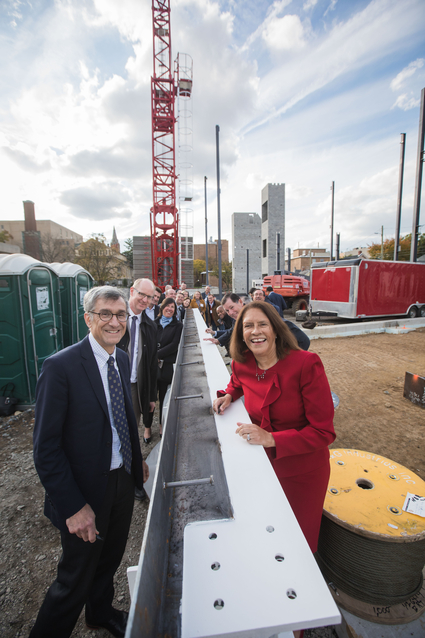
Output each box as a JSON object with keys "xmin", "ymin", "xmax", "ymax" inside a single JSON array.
[
  {"xmin": 49, "ymin": 262, "xmax": 94, "ymax": 347},
  {"xmin": 0, "ymin": 254, "xmax": 63, "ymax": 406}
]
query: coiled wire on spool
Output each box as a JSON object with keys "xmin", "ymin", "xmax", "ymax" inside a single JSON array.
[
  {"xmin": 317, "ymin": 515, "xmax": 425, "ymax": 605},
  {"xmin": 317, "ymin": 449, "xmax": 425, "ymax": 621}
]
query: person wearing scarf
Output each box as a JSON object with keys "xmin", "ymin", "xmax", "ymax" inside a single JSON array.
[{"xmin": 143, "ymin": 298, "xmax": 183, "ymax": 443}]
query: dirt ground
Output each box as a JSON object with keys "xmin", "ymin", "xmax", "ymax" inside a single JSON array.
[{"xmin": 0, "ymin": 328, "xmax": 424, "ymax": 638}]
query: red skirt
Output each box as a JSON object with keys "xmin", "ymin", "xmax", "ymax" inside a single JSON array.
[{"xmin": 278, "ymin": 460, "xmax": 330, "ymax": 553}]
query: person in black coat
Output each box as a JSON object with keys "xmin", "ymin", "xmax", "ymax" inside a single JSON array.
[
  {"xmin": 154, "ymin": 298, "xmax": 183, "ymax": 439},
  {"xmin": 266, "ymin": 286, "xmax": 288, "ymax": 313}
]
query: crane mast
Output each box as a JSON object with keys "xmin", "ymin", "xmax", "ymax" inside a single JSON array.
[{"xmin": 150, "ymin": 0, "xmax": 178, "ymax": 288}]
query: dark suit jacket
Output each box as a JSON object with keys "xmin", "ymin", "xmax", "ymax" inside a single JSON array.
[
  {"xmin": 116, "ymin": 311, "xmax": 158, "ymax": 425},
  {"xmin": 156, "ymin": 316, "xmax": 183, "ymax": 384},
  {"xmin": 176, "ymin": 304, "xmax": 185, "ymax": 322},
  {"xmin": 268, "ymin": 291, "xmax": 288, "ymax": 313},
  {"xmin": 283, "ymin": 319, "xmax": 310, "ymax": 351},
  {"xmin": 33, "ymin": 336, "xmax": 145, "ymax": 532}
]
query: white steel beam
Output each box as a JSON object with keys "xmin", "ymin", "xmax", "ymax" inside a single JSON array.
[{"xmin": 181, "ymin": 310, "xmax": 340, "ymax": 638}]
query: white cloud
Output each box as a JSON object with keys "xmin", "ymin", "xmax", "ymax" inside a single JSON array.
[
  {"xmin": 239, "ymin": 0, "xmax": 292, "ymax": 52},
  {"xmin": 243, "ymin": 0, "xmax": 424, "ymax": 135},
  {"xmin": 391, "ymin": 93, "xmax": 420, "ymax": 111},
  {"xmin": 60, "ymin": 182, "xmax": 134, "ymax": 221},
  {"xmin": 303, "ymin": 0, "xmax": 318, "ymax": 11},
  {"xmin": 324, "ymin": 0, "xmax": 338, "ymax": 18},
  {"xmin": 390, "ymin": 58, "xmax": 424, "ymax": 91},
  {"xmin": 262, "ymin": 15, "xmax": 306, "ymax": 51}
]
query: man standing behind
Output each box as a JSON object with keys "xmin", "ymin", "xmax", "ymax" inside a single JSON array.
[
  {"xmin": 205, "ymin": 293, "xmax": 220, "ymax": 330},
  {"xmin": 265, "ymin": 285, "xmax": 287, "ymax": 314},
  {"xmin": 175, "ymin": 291, "xmax": 186, "ymax": 321},
  {"xmin": 117, "ymin": 279, "xmax": 158, "ymax": 470},
  {"xmin": 201, "ymin": 284, "xmax": 211, "ymax": 300},
  {"xmin": 253, "ymin": 288, "xmax": 281, "ymax": 315},
  {"xmin": 30, "ymin": 286, "xmax": 149, "ymax": 638},
  {"xmin": 146, "ymin": 286, "xmax": 161, "ymax": 321}
]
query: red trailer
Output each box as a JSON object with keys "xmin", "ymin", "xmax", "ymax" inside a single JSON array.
[{"xmin": 310, "ymin": 258, "xmax": 425, "ymax": 319}]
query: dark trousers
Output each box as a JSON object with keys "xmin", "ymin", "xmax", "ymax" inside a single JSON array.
[
  {"xmin": 131, "ymin": 382, "xmax": 142, "ymax": 427},
  {"xmin": 158, "ymin": 379, "xmax": 169, "ymax": 425},
  {"xmin": 29, "ymin": 467, "xmax": 135, "ymax": 638}
]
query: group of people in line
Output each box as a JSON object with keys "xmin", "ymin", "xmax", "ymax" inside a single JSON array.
[{"xmin": 30, "ymin": 279, "xmax": 335, "ymax": 638}]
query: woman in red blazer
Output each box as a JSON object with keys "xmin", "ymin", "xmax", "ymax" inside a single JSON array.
[{"xmin": 213, "ymin": 301, "xmax": 335, "ymax": 554}]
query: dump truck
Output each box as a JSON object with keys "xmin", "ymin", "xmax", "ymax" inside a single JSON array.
[{"xmin": 310, "ymin": 258, "xmax": 425, "ymax": 319}]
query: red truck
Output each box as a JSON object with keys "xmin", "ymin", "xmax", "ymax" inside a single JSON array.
[
  {"xmin": 310, "ymin": 258, "xmax": 425, "ymax": 319},
  {"xmin": 262, "ymin": 272, "xmax": 310, "ymax": 313}
]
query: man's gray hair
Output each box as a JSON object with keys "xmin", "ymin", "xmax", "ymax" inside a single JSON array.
[{"xmin": 84, "ymin": 286, "xmax": 129, "ymax": 314}]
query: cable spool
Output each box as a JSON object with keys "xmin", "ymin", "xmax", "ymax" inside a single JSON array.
[{"xmin": 316, "ymin": 449, "xmax": 425, "ymax": 625}]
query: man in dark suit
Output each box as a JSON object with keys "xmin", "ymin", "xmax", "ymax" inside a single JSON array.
[
  {"xmin": 116, "ymin": 278, "xmax": 158, "ymax": 466},
  {"xmin": 175, "ymin": 291, "xmax": 186, "ymax": 321},
  {"xmin": 265, "ymin": 285, "xmax": 287, "ymax": 314},
  {"xmin": 253, "ymin": 288, "xmax": 281, "ymax": 315},
  {"xmin": 146, "ymin": 286, "xmax": 161, "ymax": 321},
  {"xmin": 30, "ymin": 286, "xmax": 149, "ymax": 638}
]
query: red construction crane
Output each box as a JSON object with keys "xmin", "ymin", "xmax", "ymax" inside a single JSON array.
[{"xmin": 150, "ymin": 0, "xmax": 178, "ymax": 289}]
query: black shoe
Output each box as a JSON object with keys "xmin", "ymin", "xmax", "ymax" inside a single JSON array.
[
  {"xmin": 143, "ymin": 437, "xmax": 151, "ymax": 444},
  {"xmin": 86, "ymin": 608, "xmax": 128, "ymax": 637},
  {"xmin": 135, "ymin": 487, "xmax": 147, "ymax": 501}
]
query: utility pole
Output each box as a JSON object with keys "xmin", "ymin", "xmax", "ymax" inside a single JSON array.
[
  {"xmin": 411, "ymin": 88, "xmax": 425, "ymax": 262},
  {"xmin": 380, "ymin": 226, "xmax": 384, "ymax": 260},
  {"xmin": 216, "ymin": 125, "xmax": 222, "ymax": 297},
  {"xmin": 330, "ymin": 181, "xmax": 335, "ymax": 261},
  {"xmin": 394, "ymin": 134, "xmax": 406, "ymax": 261},
  {"xmin": 246, "ymin": 249, "xmax": 249, "ymax": 295},
  {"xmin": 276, "ymin": 232, "xmax": 281, "ymax": 271},
  {"xmin": 204, "ymin": 176, "xmax": 208, "ymax": 285}
]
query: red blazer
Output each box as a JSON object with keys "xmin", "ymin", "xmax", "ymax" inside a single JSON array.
[{"xmin": 222, "ymin": 350, "xmax": 335, "ymax": 478}]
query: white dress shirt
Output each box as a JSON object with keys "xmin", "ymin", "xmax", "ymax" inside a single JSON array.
[
  {"xmin": 129, "ymin": 310, "xmax": 142, "ymax": 383},
  {"xmin": 88, "ymin": 333, "xmax": 123, "ymax": 470}
]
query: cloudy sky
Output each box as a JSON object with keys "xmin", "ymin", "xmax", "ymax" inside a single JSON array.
[{"xmin": 1, "ymin": 0, "xmax": 425, "ymax": 258}]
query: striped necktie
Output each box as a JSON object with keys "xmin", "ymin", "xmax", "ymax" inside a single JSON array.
[{"xmin": 107, "ymin": 356, "xmax": 132, "ymax": 474}]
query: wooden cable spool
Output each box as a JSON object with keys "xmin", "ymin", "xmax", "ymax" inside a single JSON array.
[{"xmin": 316, "ymin": 449, "xmax": 425, "ymax": 625}]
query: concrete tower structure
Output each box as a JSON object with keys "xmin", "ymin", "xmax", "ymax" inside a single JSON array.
[
  {"xmin": 261, "ymin": 183, "xmax": 285, "ymax": 277},
  {"xmin": 232, "ymin": 213, "xmax": 261, "ymax": 293}
]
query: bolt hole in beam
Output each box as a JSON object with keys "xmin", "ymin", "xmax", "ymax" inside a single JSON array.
[
  {"xmin": 181, "ymin": 309, "xmax": 341, "ymax": 638},
  {"xmin": 214, "ymin": 599, "xmax": 224, "ymax": 610}
]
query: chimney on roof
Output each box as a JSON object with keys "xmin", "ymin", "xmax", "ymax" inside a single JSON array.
[
  {"xmin": 22, "ymin": 200, "xmax": 41, "ymax": 260},
  {"xmin": 23, "ymin": 200, "xmax": 36, "ymax": 231}
]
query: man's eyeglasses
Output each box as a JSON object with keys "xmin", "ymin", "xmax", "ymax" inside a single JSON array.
[
  {"xmin": 90, "ymin": 311, "xmax": 129, "ymax": 323},
  {"xmin": 133, "ymin": 289, "xmax": 154, "ymax": 301}
]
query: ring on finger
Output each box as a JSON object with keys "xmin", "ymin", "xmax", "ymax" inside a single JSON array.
[{"xmin": 247, "ymin": 434, "xmax": 251, "ymax": 441}]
